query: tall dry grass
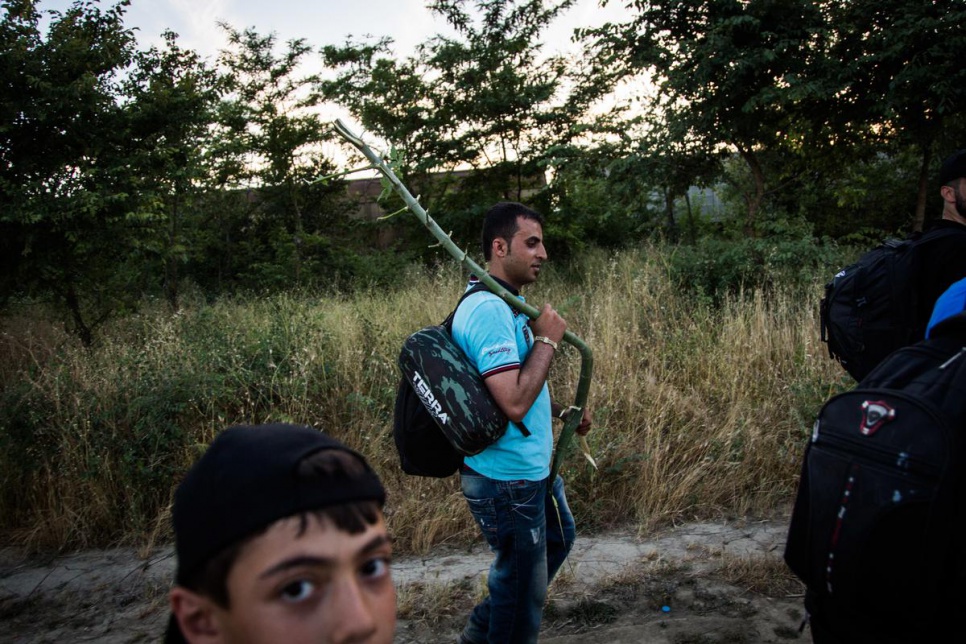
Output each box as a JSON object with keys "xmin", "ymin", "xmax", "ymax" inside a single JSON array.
[
  {"xmin": 0, "ymin": 247, "xmax": 848, "ymax": 553},
  {"xmin": 534, "ymin": 248, "xmax": 846, "ymax": 534}
]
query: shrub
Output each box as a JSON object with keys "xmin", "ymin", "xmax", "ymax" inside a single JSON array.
[{"xmin": 667, "ymin": 221, "xmax": 855, "ymax": 302}]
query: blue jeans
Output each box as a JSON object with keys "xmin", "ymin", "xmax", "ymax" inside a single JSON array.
[{"xmin": 459, "ymin": 471, "xmax": 576, "ymax": 644}]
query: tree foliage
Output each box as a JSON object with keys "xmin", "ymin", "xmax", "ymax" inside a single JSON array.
[
  {"xmin": 581, "ymin": 0, "xmax": 965, "ymax": 234},
  {"xmin": 822, "ymin": 0, "xmax": 966, "ymax": 228},
  {"xmin": 0, "ymin": 2, "xmax": 354, "ymax": 342},
  {"xmin": 206, "ymin": 25, "xmax": 349, "ymax": 291},
  {"xmin": 322, "ymin": 0, "xmax": 616, "ymax": 250},
  {"xmin": 581, "ymin": 0, "xmax": 832, "ymax": 234},
  {"xmin": 123, "ymin": 30, "xmax": 222, "ymax": 310},
  {"xmin": 2, "ymin": 0, "xmax": 964, "ymax": 341},
  {"xmin": 0, "ymin": 0, "xmax": 138, "ymax": 344}
]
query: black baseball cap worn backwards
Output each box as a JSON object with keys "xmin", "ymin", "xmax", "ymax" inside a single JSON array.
[
  {"xmin": 172, "ymin": 423, "xmax": 386, "ymax": 586},
  {"xmin": 940, "ymin": 149, "xmax": 966, "ymax": 185}
]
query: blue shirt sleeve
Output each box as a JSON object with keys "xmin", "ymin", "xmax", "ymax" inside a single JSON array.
[{"xmin": 454, "ymin": 294, "xmax": 521, "ymax": 378}]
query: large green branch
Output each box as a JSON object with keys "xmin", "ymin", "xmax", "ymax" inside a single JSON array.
[{"xmin": 331, "ymin": 119, "xmax": 593, "ymax": 484}]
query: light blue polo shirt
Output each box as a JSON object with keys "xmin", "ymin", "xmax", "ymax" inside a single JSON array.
[{"xmin": 451, "ymin": 286, "xmax": 552, "ymax": 481}]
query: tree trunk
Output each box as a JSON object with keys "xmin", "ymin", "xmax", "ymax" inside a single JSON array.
[
  {"xmin": 738, "ymin": 146, "xmax": 765, "ymax": 237},
  {"xmin": 913, "ymin": 140, "xmax": 932, "ymax": 232},
  {"xmin": 65, "ymin": 282, "xmax": 93, "ymax": 348},
  {"xmin": 664, "ymin": 185, "xmax": 678, "ymax": 241},
  {"xmin": 684, "ymin": 189, "xmax": 697, "ymax": 245},
  {"xmin": 165, "ymin": 191, "xmax": 181, "ymax": 311},
  {"xmin": 290, "ymin": 179, "xmax": 303, "ymax": 286}
]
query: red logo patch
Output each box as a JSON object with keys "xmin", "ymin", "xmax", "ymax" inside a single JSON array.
[{"xmin": 859, "ymin": 400, "xmax": 895, "ymax": 436}]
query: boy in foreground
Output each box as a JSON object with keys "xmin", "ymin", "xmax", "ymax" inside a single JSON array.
[{"xmin": 165, "ymin": 423, "xmax": 395, "ymax": 644}]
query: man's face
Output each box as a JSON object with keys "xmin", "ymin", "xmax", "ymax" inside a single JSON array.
[
  {"xmin": 499, "ymin": 216, "xmax": 547, "ymax": 289},
  {"xmin": 954, "ymin": 179, "xmax": 966, "ymax": 218},
  {"xmin": 207, "ymin": 514, "xmax": 395, "ymax": 644},
  {"xmin": 942, "ymin": 178, "xmax": 966, "ymax": 222}
]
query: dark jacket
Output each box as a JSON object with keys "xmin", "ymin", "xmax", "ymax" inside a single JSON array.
[{"xmin": 913, "ymin": 219, "xmax": 966, "ymax": 340}]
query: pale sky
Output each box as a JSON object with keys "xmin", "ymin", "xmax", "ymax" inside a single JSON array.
[
  {"xmin": 35, "ymin": 0, "xmax": 631, "ymax": 62},
  {"xmin": 32, "ymin": 0, "xmax": 637, "ymax": 164}
]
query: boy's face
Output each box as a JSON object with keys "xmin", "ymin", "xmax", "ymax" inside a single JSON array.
[{"xmin": 172, "ymin": 513, "xmax": 396, "ymax": 644}]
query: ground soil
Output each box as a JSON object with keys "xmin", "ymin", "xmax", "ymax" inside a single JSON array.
[{"xmin": 1, "ymin": 515, "xmax": 811, "ymax": 643}]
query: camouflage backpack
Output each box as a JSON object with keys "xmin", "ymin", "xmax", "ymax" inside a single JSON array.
[{"xmin": 393, "ymin": 283, "xmax": 517, "ymax": 477}]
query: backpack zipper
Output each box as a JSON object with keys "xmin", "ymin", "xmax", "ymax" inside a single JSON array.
[
  {"xmin": 815, "ymin": 431, "xmax": 941, "ymax": 479},
  {"xmin": 939, "ymin": 347, "xmax": 966, "ymax": 370}
]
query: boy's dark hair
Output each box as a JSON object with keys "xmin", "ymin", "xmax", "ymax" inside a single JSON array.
[
  {"xmin": 166, "ymin": 424, "xmax": 386, "ymax": 643},
  {"xmin": 481, "ymin": 201, "xmax": 544, "ymax": 261}
]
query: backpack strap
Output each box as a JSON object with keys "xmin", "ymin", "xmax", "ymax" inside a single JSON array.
[
  {"xmin": 915, "ymin": 222, "xmax": 966, "ymax": 245},
  {"xmin": 443, "ymin": 281, "xmax": 493, "ymax": 332}
]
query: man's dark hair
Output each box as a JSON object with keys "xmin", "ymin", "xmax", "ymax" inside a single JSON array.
[
  {"xmin": 481, "ymin": 201, "xmax": 544, "ymax": 261},
  {"xmin": 179, "ymin": 448, "xmax": 383, "ymax": 609}
]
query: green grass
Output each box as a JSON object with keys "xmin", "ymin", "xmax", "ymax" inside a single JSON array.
[{"xmin": 0, "ymin": 245, "xmax": 851, "ymax": 552}]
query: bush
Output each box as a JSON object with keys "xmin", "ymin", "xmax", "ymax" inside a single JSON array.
[{"xmin": 667, "ymin": 220, "xmax": 855, "ymax": 302}]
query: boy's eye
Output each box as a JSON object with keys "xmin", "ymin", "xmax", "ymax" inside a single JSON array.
[
  {"xmin": 360, "ymin": 557, "xmax": 390, "ymax": 580},
  {"xmin": 279, "ymin": 579, "xmax": 316, "ymax": 602}
]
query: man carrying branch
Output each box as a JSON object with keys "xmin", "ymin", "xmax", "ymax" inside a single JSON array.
[{"xmin": 451, "ymin": 201, "xmax": 593, "ymax": 643}]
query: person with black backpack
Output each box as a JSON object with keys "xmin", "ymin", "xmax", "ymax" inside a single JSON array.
[
  {"xmin": 786, "ymin": 276, "xmax": 966, "ymax": 643},
  {"xmin": 911, "ymin": 148, "xmax": 966, "ymax": 340},
  {"xmin": 451, "ymin": 202, "xmax": 592, "ymax": 644},
  {"xmin": 821, "ymin": 148, "xmax": 966, "ymax": 381}
]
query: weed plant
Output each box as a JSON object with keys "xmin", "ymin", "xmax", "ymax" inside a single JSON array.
[{"xmin": 0, "ymin": 245, "xmax": 851, "ymax": 552}]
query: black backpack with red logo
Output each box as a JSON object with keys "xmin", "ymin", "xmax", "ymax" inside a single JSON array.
[{"xmin": 785, "ymin": 312, "xmax": 966, "ymax": 639}]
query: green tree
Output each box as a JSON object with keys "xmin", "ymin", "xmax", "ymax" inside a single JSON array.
[
  {"xmin": 210, "ymin": 25, "xmax": 345, "ymax": 290},
  {"xmin": 123, "ymin": 30, "xmax": 222, "ymax": 310},
  {"xmin": 823, "ymin": 0, "xmax": 966, "ymax": 229},
  {"xmin": 0, "ymin": 0, "xmax": 138, "ymax": 345},
  {"xmin": 323, "ymin": 0, "xmax": 616, "ymax": 250},
  {"xmin": 539, "ymin": 143, "xmax": 652, "ymax": 251},
  {"xmin": 582, "ymin": 0, "xmax": 832, "ymax": 235}
]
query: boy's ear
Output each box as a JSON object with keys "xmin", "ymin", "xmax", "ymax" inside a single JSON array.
[{"xmin": 169, "ymin": 586, "xmax": 223, "ymax": 644}]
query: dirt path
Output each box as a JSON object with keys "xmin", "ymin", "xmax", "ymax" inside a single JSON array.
[{"xmin": 1, "ymin": 516, "xmax": 808, "ymax": 643}]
